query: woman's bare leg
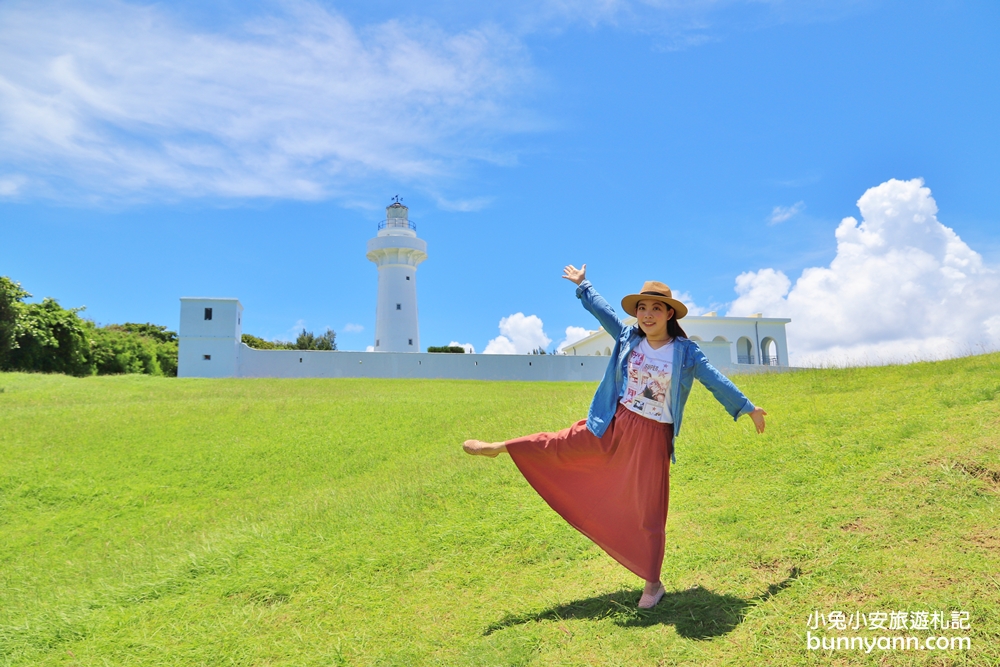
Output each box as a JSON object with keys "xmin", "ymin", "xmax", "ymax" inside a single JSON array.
[{"xmin": 462, "ymin": 440, "xmax": 508, "ymax": 457}]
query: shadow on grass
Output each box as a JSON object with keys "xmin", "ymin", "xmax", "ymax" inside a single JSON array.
[{"xmin": 484, "ymin": 567, "xmax": 800, "ymax": 640}]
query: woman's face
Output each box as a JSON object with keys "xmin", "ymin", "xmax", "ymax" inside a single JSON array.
[{"xmin": 636, "ymin": 299, "xmax": 673, "ymax": 339}]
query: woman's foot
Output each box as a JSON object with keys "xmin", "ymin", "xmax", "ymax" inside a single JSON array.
[
  {"xmin": 638, "ymin": 581, "xmax": 665, "ymax": 609},
  {"xmin": 462, "ymin": 440, "xmax": 507, "ymax": 457}
]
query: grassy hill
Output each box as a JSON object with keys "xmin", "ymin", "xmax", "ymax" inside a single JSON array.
[{"xmin": 1, "ymin": 355, "xmax": 998, "ymax": 666}]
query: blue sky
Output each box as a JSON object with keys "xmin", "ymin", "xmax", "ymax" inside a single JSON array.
[{"xmin": 2, "ymin": 0, "xmax": 998, "ymax": 363}]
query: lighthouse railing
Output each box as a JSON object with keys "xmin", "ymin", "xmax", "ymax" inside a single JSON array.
[{"xmin": 378, "ymin": 219, "xmax": 417, "ymax": 231}]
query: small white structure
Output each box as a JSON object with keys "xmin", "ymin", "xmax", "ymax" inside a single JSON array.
[
  {"xmin": 366, "ymin": 201, "xmax": 427, "ymax": 352},
  {"xmin": 177, "ymin": 298, "xmax": 243, "ymax": 378},
  {"xmin": 560, "ymin": 311, "xmax": 792, "ymax": 370}
]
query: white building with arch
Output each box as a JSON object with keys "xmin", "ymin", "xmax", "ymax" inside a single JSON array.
[{"xmin": 560, "ymin": 311, "xmax": 792, "ymax": 370}]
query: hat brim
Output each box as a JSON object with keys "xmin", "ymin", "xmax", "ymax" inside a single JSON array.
[{"xmin": 621, "ymin": 293, "xmax": 688, "ymax": 319}]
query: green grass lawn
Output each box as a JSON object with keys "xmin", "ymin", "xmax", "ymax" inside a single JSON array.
[{"xmin": 1, "ymin": 355, "xmax": 998, "ymax": 666}]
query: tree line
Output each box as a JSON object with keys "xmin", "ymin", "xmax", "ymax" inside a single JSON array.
[
  {"xmin": 1, "ymin": 276, "xmax": 338, "ymax": 377},
  {"xmin": 0, "ymin": 276, "xmax": 179, "ymax": 376},
  {"xmin": 242, "ymin": 329, "xmax": 337, "ymax": 351}
]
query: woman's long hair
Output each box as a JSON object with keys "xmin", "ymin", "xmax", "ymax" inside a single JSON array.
[{"xmin": 667, "ymin": 315, "xmax": 688, "ymax": 339}]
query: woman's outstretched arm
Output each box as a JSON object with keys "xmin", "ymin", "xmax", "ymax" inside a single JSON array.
[
  {"xmin": 691, "ymin": 345, "xmax": 767, "ymax": 433},
  {"xmin": 563, "ymin": 264, "xmax": 626, "ymax": 339}
]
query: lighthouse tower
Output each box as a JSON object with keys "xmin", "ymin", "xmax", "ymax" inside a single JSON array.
[{"xmin": 366, "ymin": 201, "xmax": 427, "ymax": 352}]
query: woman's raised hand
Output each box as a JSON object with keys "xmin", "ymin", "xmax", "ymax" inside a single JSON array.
[{"xmin": 562, "ymin": 264, "xmax": 587, "ymax": 285}]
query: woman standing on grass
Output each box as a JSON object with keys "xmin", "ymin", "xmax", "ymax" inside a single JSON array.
[{"xmin": 463, "ymin": 264, "xmax": 767, "ymax": 609}]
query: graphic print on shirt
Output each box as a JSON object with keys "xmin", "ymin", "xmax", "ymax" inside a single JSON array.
[{"xmin": 621, "ymin": 345, "xmax": 672, "ymax": 422}]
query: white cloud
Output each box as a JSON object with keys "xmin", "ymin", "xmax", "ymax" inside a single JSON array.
[
  {"xmin": 670, "ymin": 290, "xmax": 709, "ymax": 317},
  {"xmin": 282, "ymin": 319, "xmax": 308, "ymax": 342},
  {"xmin": 365, "ymin": 345, "xmax": 374, "ymax": 352},
  {"xmin": 555, "ymin": 325, "xmax": 592, "ymax": 354},
  {"xmin": 342, "ymin": 323, "xmax": 364, "ymax": 333},
  {"xmin": 448, "ymin": 340, "xmax": 476, "ymax": 354},
  {"xmin": 768, "ymin": 201, "xmax": 805, "ymax": 225},
  {"xmin": 0, "ymin": 0, "xmax": 533, "ymax": 202},
  {"xmin": 0, "ymin": 174, "xmax": 27, "ymax": 197},
  {"xmin": 433, "ymin": 195, "xmax": 494, "ymax": 212},
  {"xmin": 727, "ymin": 178, "xmax": 1000, "ymax": 366},
  {"xmin": 528, "ymin": 0, "xmax": 867, "ymax": 47},
  {"xmin": 483, "ymin": 312, "xmax": 551, "ymax": 354}
]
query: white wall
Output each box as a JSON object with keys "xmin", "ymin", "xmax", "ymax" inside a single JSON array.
[
  {"xmin": 178, "ymin": 297, "xmax": 242, "ymax": 378},
  {"xmin": 177, "ymin": 297, "xmax": 794, "ymax": 380},
  {"xmin": 240, "ymin": 346, "xmax": 609, "ymax": 381}
]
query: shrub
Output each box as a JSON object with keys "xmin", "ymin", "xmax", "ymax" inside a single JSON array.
[
  {"xmin": 112, "ymin": 323, "xmax": 178, "ymax": 344},
  {"xmin": 427, "ymin": 346, "xmax": 466, "ymax": 353},
  {"xmin": 242, "ymin": 334, "xmax": 295, "ymax": 350},
  {"xmin": 88, "ymin": 322, "xmax": 177, "ymax": 375}
]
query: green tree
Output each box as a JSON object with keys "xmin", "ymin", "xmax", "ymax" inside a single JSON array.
[
  {"xmin": 242, "ymin": 334, "xmax": 295, "ymax": 350},
  {"xmin": 294, "ymin": 328, "xmax": 337, "ymax": 351},
  {"xmin": 0, "ymin": 276, "xmax": 179, "ymax": 377},
  {"xmin": 0, "ymin": 276, "xmax": 30, "ymax": 368},
  {"xmin": 7, "ymin": 298, "xmax": 92, "ymax": 376}
]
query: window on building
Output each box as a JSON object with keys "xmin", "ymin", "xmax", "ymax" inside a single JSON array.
[
  {"xmin": 204, "ymin": 307, "xmax": 213, "ymax": 320},
  {"xmin": 299, "ymin": 358, "xmax": 303, "ymax": 363},
  {"xmin": 406, "ymin": 276, "xmax": 410, "ymax": 281},
  {"xmin": 408, "ymin": 339, "xmax": 413, "ymax": 345},
  {"xmin": 203, "ymin": 354, "xmax": 211, "ymax": 360},
  {"xmin": 376, "ymin": 339, "xmax": 379, "ymax": 346},
  {"xmin": 396, "ymin": 304, "xmax": 402, "ymax": 310}
]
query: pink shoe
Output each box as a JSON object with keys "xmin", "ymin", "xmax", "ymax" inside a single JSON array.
[{"xmin": 638, "ymin": 584, "xmax": 665, "ymax": 609}]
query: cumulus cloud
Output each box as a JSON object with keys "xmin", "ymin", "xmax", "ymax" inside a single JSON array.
[
  {"xmin": 448, "ymin": 340, "xmax": 476, "ymax": 354},
  {"xmin": 0, "ymin": 0, "xmax": 533, "ymax": 202},
  {"xmin": 768, "ymin": 201, "xmax": 805, "ymax": 225},
  {"xmin": 342, "ymin": 323, "xmax": 364, "ymax": 334},
  {"xmin": 728, "ymin": 178, "xmax": 1000, "ymax": 366},
  {"xmin": 483, "ymin": 312, "xmax": 551, "ymax": 354},
  {"xmin": 556, "ymin": 325, "xmax": 592, "ymax": 354}
]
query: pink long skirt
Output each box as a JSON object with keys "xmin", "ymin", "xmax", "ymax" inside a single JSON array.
[{"xmin": 505, "ymin": 404, "xmax": 673, "ymax": 582}]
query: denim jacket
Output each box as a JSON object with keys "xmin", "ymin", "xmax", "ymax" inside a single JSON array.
[{"xmin": 575, "ymin": 280, "xmax": 755, "ymax": 463}]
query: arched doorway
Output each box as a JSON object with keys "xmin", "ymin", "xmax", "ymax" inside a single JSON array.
[
  {"xmin": 737, "ymin": 336, "xmax": 754, "ymax": 364},
  {"xmin": 761, "ymin": 337, "xmax": 779, "ymax": 366}
]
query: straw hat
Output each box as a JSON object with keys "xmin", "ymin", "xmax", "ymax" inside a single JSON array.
[{"xmin": 621, "ymin": 281, "xmax": 688, "ymax": 319}]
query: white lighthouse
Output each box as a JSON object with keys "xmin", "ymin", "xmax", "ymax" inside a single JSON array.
[{"xmin": 366, "ymin": 201, "xmax": 427, "ymax": 352}]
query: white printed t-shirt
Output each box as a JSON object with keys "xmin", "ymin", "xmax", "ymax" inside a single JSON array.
[{"xmin": 619, "ymin": 338, "xmax": 674, "ymax": 423}]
